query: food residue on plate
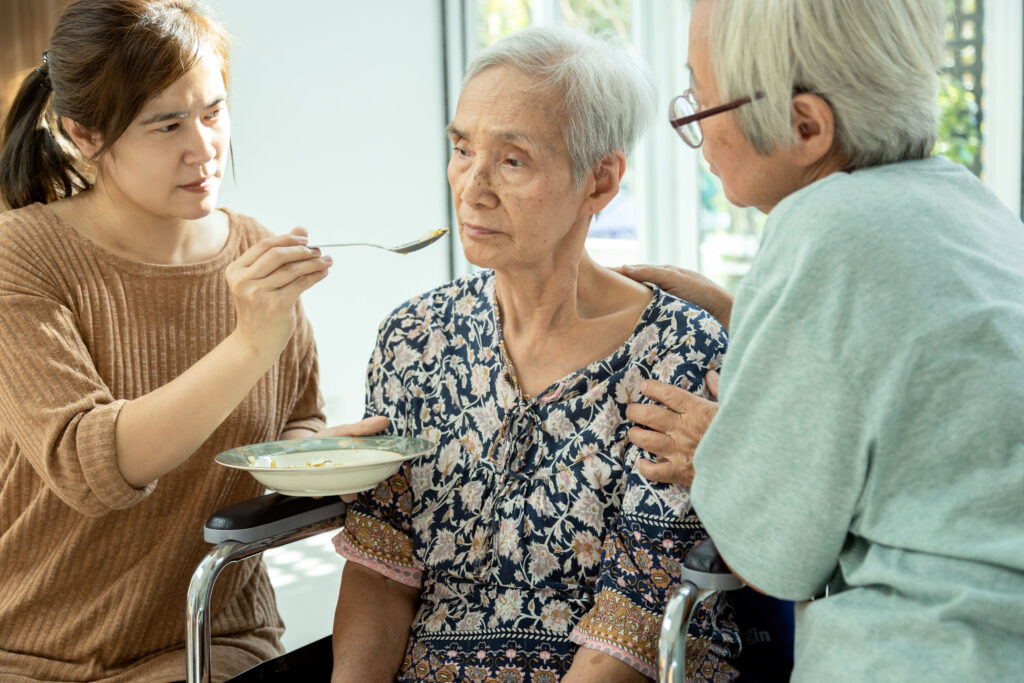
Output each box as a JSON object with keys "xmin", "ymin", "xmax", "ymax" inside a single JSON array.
[{"xmin": 247, "ymin": 456, "xmax": 338, "ymax": 468}]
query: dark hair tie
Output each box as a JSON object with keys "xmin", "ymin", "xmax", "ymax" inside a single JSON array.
[{"xmin": 36, "ymin": 50, "xmax": 52, "ymax": 88}]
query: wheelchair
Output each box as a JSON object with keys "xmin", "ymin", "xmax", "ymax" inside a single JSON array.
[
  {"xmin": 658, "ymin": 539, "xmax": 794, "ymax": 682},
  {"xmin": 185, "ymin": 493, "xmax": 343, "ymax": 683},
  {"xmin": 186, "ymin": 496, "xmax": 793, "ymax": 682}
]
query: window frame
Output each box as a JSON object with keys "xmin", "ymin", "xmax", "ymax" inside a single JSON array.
[{"xmin": 982, "ymin": 1, "xmax": 1023, "ymax": 217}]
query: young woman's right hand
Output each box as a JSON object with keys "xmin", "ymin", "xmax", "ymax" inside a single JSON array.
[
  {"xmin": 225, "ymin": 226, "xmax": 332, "ymax": 361},
  {"xmin": 114, "ymin": 226, "xmax": 332, "ymax": 488}
]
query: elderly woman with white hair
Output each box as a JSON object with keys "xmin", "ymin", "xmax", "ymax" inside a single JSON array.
[
  {"xmin": 622, "ymin": 0, "xmax": 1024, "ymax": 680},
  {"xmin": 329, "ymin": 26, "xmax": 746, "ymax": 683}
]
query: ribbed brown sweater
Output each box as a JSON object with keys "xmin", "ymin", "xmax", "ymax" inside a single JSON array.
[{"xmin": 0, "ymin": 204, "xmax": 325, "ymax": 682}]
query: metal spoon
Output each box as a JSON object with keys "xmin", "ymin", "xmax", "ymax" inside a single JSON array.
[{"xmin": 311, "ymin": 227, "xmax": 450, "ymax": 255}]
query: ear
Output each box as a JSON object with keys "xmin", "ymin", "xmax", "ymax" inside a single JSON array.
[
  {"xmin": 789, "ymin": 94, "xmax": 840, "ymax": 167},
  {"xmin": 584, "ymin": 150, "xmax": 626, "ymax": 215},
  {"xmin": 61, "ymin": 116, "xmax": 103, "ymax": 159}
]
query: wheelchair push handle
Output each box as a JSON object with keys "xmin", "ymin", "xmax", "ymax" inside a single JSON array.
[{"xmin": 658, "ymin": 538, "xmax": 744, "ymax": 683}]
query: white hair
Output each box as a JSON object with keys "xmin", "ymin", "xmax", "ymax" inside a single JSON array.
[
  {"xmin": 463, "ymin": 25, "xmax": 656, "ymax": 185},
  {"xmin": 701, "ymin": 0, "xmax": 946, "ymax": 169}
]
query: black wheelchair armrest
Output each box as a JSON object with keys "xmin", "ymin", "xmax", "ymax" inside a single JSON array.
[
  {"xmin": 204, "ymin": 493, "xmax": 347, "ymax": 544},
  {"xmin": 683, "ymin": 537, "xmax": 730, "ymax": 574},
  {"xmin": 190, "ymin": 493, "xmax": 348, "ymax": 681}
]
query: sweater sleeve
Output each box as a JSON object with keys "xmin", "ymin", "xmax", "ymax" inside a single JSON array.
[
  {"xmin": 688, "ymin": 191, "xmax": 876, "ymax": 600},
  {"xmin": 229, "ymin": 211, "xmax": 325, "ymax": 436},
  {"xmin": 0, "ymin": 287, "xmax": 154, "ymax": 517},
  {"xmin": 281, "ymin": 303, "xmax": 326, "ymax": 434}
]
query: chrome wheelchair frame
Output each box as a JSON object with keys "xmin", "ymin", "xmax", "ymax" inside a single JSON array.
[
  {"xmin": 185, "ymin": 494, "xmax": 346, "ymax": 683},
  {"xmin": 186, "ymin": 498, "xmax": 774, "ymax": 683}
]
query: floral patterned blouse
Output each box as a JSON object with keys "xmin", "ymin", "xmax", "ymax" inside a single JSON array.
[{"xmin": 333, "ymin": 270, "xmax": 740, "ymax": 682}]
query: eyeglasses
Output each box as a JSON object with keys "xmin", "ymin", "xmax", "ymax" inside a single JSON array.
[{"xmin": 669, "ymin": 89, "xmax": 764, "ymax": 148}]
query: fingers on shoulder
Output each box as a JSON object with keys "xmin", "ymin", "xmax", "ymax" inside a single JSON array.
[
  {"xmin": 640, "ymin": 379, "xmax": 701, "ymax": 413},
  {"xmin": 636, "ymin": 458, "xmax": 693, "ymax": 487},
  {"xmin": 628, "ymin": 425, "xmax": 674, "ymax": 455}
]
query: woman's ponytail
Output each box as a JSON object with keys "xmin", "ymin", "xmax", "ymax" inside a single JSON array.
[
  {"xmin": 0, "ymin": 56, "xmax": 89, "ymax": 209},
  {"xmin": 0, "ymin": 0, "xmax": 232, "ymax": 212}
]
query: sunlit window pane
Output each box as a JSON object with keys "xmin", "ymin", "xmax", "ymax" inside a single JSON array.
[{"xmin": 477, "ymin": 0, "xmax": 533, "ymax": 46}]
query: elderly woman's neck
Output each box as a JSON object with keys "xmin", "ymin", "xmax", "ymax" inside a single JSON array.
[
  {"xmin": 492, "ymin": 252, "xmax": 652, "ymax": 397},
  {"xmin": 494, "ymin": 253, "xmax": 602, "ymax": 331}
]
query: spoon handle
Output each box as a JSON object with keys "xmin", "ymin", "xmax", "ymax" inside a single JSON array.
[
  {"xmin": 308, "ymin": 242, "xmax": 390, "ymax": 250},
  {"xmin": 310, "ymin": 228, "xmax": 449, "ymax": 253}
]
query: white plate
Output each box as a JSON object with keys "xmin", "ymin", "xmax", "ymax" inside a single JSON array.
[{"xmin": 215, "ymin": 435, "xmax": 434, "ymax": 496}]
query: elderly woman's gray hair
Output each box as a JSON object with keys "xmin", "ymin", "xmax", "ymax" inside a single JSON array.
[
  {"xmin": 701, "ymin": 0, "xmax": 946, "ymax": 170},
  {"xmin": 464, "ymin": 25, "xmax": 656, "ymax": 186}
]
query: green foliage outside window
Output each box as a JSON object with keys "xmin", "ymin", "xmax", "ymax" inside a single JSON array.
[
  {"xmin": 561, "ymin": 0, "xmax": 630, "ymax": 36},
  {"xmin": 935, "ymin": 72, "xmax": 982, "ymax": 171},
  {"xmin": 476, "ymin": 0, "xmax": 629, "ymax": 47},
  {"xmin": 476, "ymin": 0, "xmax": 531, "ymax": 46},
  {"xmin": 935, "ymin": 0, "xmax": 983, "ymax": 174}
]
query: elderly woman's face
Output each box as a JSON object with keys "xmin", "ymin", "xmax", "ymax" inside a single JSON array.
[
  {"xmin": 689, "ymin": 0, "xmax": 808, "ymax": 212},
  {"xmin": 447, "ymin": 66, "xmax": 591, "ymax": 270}
]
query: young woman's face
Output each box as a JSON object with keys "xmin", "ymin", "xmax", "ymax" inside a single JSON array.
[{"xmin": 97, "ymin": 49, "xmax": 230, "ymax": 221}]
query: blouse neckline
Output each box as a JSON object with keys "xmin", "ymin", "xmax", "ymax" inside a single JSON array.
[{"xmin": 484, "ymin": 271, "xmax": 663, "ymax": 406}]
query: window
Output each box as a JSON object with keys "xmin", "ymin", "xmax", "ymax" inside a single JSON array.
[
  {"xmin": 445, "ymin": 1, "xmax": 1022, "ymax": 284},
  {"xmin": 939, "ymin": 0, "xmax": 984, "ymax": 176}
]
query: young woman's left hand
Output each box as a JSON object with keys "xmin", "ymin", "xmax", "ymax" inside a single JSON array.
[
  {"xmin": 314, "ymin": 416, "xmax": 390, "ymax": 439},
  {"xmin": 626, "ymin": 371, "xmax": 720, "ymax": 488},
  {"xmin": 311, "ymin": 416, "xmax": 390, "ymax": 502}
]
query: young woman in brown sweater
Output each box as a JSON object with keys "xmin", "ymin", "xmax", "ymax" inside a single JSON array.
[{"xmin": 0, "ymin": 1, "xmax": 380, "ymax": 680}]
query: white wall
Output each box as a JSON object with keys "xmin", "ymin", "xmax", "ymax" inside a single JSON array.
[
  {"xmin": 213, "ymin": 0, "xmax": 452, "ymax": 425},
  {"xmin": 207, "ymin": 0, "xmax": 451, "ymax": 652}
]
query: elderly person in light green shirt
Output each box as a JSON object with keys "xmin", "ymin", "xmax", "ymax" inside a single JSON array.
[{"xmin": 620, "ymin": 0, "xmax": 1024, "ymax": 680}]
